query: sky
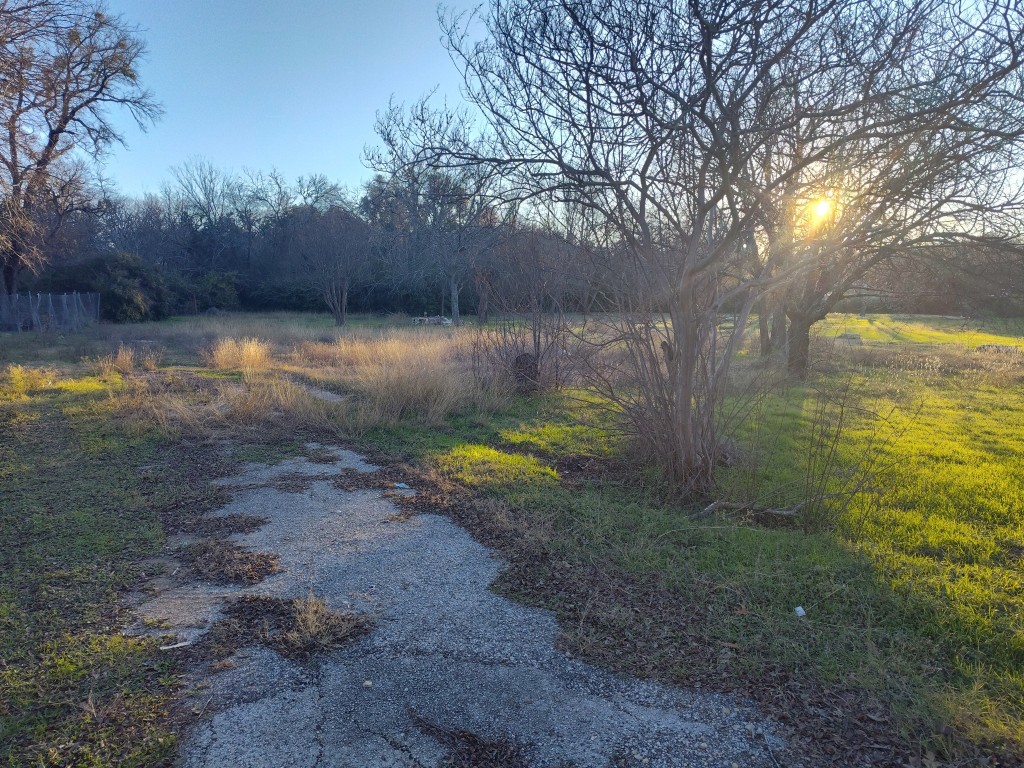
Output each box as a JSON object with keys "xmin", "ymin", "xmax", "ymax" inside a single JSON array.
[{"xmin": 101, "ymin": 0, "xmax": 477, "ymax": 197}]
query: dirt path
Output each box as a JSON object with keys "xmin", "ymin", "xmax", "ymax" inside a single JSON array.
[{"xmin": 133, "ymin": 446, "xmax": 786, "ymax": 768}]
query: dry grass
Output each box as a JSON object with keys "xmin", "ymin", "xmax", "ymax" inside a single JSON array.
[
  {"xmin": 138, "ymin": 345, "xmax": 162, "ymax": 372},
  {"xmin": 280, "ymin": 593, "xmax": 368, "ymax": 659},
  {"xmin": 107, "ymin": 325, "xmax": 516, "ymax": 442},
  {"xmin": 119, "ymin": 373, "xmax": 344, "ymax": 441},
  {"xmin": 290, "ymin": 328, "xmax": 513, "ymax": 429},
  {"xmin": 207, "ymin": 337, "xmax": 272, "ymax": 374},
  {"xmin": 182, "ymin": 540, "xmax": 280, "ymax": 585},
  {"xmin": 93, "ymin": 344, "xmax": 136, "ymax": 377},
  {"xmin": 413, "ymin": 716, "xmax": 530, "ymax": 768},
  {"xmin": 204, "ymin": 594, "xmax": 370, "ymax": 662}
]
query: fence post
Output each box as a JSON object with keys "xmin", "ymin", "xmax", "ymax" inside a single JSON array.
[{"xmin": 29, "ymin": 293, "xmax": 41, "ymax": 330}]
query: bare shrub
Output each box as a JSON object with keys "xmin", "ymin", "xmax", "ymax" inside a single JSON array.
[
  {"xmin": 796, "ymin": 379, "xmax": 905, "ymax": 534},
  {"xmin": 710, "ymin": 370, "xmax": 912, "ymax": 535},
  {"xmin": 470, "ymin": 317, "xmax": 585, "ymax": 393},
  {"xmin": 572, "ymin": 312, "xmax": 754, "ymax": 493}
]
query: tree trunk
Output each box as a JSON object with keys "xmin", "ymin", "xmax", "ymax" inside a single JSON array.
[
  {"xmin": 449, "ymin": 275, "xmax": 461, "ymax": 326},
  {"xmin": 666, "ymin": 276, "xmax": 715, "ymax": 495},
  {"xmin": 335, "ymin": 280, "xmax": 352, "ymax": 325},
  {"xmin": 787, "ymin": 314, "xmax": 813, "ymax": 379},
  {"xmin": 758, "ymin": 304, "xmax": 771, "ymax": 356},
  {"xmin": 2, "ymin": 263, "xmax": 16, "ymax": 296},
  {"xmin": 476, "ymin": 277, "xmax": 489, "ymax": 325},
  {"xmin": 769, "ymin": 307, "xmax": 788, "ymax": 353}
]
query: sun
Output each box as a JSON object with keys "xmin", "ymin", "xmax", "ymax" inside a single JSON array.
[{"xmin": 810, "ymin": 198, "xmax": 833, "ymax": 223}]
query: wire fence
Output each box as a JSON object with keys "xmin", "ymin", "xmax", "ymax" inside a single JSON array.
[{"xmin": 0, "ymin": 292, "xmax": 101, "ymax": 332}]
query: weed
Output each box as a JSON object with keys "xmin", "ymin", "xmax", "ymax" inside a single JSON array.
[
  {"xmin": 139, "ymin": 345, "xmax": 163, "ymax": 371},
  {"xmin": 281, "ymin": 593, "xmax": 368, "ymax": 659},
  {"xmin": 1, "ymin": 364, "xmax": 57, "ymax": 398},
  {"xmin": 93, "ymin": 343, "xmax": 136, "ymax": 376},
  {"xmin": 413, "ymin": 715, "xmax": 530, "ymax": 768},
  {"xmin": 203, "ymin": 594, "xmax": 370, "ymax": 662},
  {"xmin": 181, "ymin": 540, "xmax": 280, "ymax": 585}
]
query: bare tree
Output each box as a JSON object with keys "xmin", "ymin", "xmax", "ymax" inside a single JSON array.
[
  {"xmin": 367, "ymin": 100, "xmax": 504, "ymax": 325},
  {"xmin": 0, "ymin": 0, "xmax": 160, "ymax": 294},
  {"xmin": 290, "ymin": 203, "xmax": 370, "ymax": 325},
  {"xmin": 171, "ymin": 158, "xmax": 245, "ymax": 273},
  {"xmin": 440, "ymin": 0, "xmax": 1024, "ymax": 491}
]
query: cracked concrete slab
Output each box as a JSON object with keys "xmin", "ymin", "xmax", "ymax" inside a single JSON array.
[{"xmin": 137, "ymin": 444, "xmax": 785, "ymax": 768}]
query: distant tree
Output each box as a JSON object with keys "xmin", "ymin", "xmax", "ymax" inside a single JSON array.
[
  {"xmin": 38, "ymin": 251, "xmax": 170, "ymax": 322},
  {"xmin": 290, "ymin": 203, "xmax": 370, "ymax": 325},
  {"xmin": 0, "ymin": 0, "xmax": 160, "ymax": 294},
  {"xmin": 367, "ymin": 100, "xmax": 503, "ymax": 325},
  {"xmin": 171, "ymin": 158, "xmax": 245, "ymax": 273}
]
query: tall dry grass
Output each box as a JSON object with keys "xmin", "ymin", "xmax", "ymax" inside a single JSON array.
[
  {"xmin": 122, "ymin": 373, "xmax": 344, "ymax": 441},
  {"xmin": 93, "ymin": 344, "xmax": 136, "ymax": 377},
  {"xmin": 207, "ymin": 337, "xmax": 272, "ymax": 375},
  {"xmin": 97, "ymin": 322, "xmax": 521, "ymax": 440},
  {"xmin": 290, "ymin": 328, "xmax": 513, "ymax": 429}
]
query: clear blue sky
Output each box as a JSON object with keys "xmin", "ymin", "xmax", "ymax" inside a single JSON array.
[{"xmin": 102, "ymin": 0, "xmax": 476, "ymax": 196}]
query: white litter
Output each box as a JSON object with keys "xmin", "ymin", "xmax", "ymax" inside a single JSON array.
[{"xmin": 159, "ymin": 640, "xmax": 191, "ymax": 651}]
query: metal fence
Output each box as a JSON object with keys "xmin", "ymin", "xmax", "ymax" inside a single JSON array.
[{"xmin": 0, "ymin": 292, "xmax": 101, "ymax": 332}]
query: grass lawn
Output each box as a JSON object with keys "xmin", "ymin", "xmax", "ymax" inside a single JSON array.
[
  {"xmin": 2, "ymin": 311, "xmax": 1022, "ymax": 765},
  {"xmin": 0, "ymin": 370, "xmax": 188, "ymax": 767}
]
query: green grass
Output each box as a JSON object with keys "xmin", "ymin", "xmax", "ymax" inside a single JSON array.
[
  {"xmin": 0, "ymin": 367, "xmax": 225, "ymax": 766},
  {"xmin": 818, "ymin": 313, "xmax": 1024, "ymax": 346}
]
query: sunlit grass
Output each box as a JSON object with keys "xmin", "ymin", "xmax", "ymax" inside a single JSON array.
[
  {"xmin": 713, "ymin": 347, "xmax": 1024, "ymax": 752},
  {"xmin": 208, "ymin": 337, "xmax": 272, "ymax": 374},
  {"xmin": 819, "ymin": 313, "xmax": 1024, "ymax": 346}
]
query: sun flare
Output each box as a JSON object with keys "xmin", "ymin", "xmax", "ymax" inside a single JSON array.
[{"xmin": 810, "ymin": 198, "xmax": 833, "ymax": 223}]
